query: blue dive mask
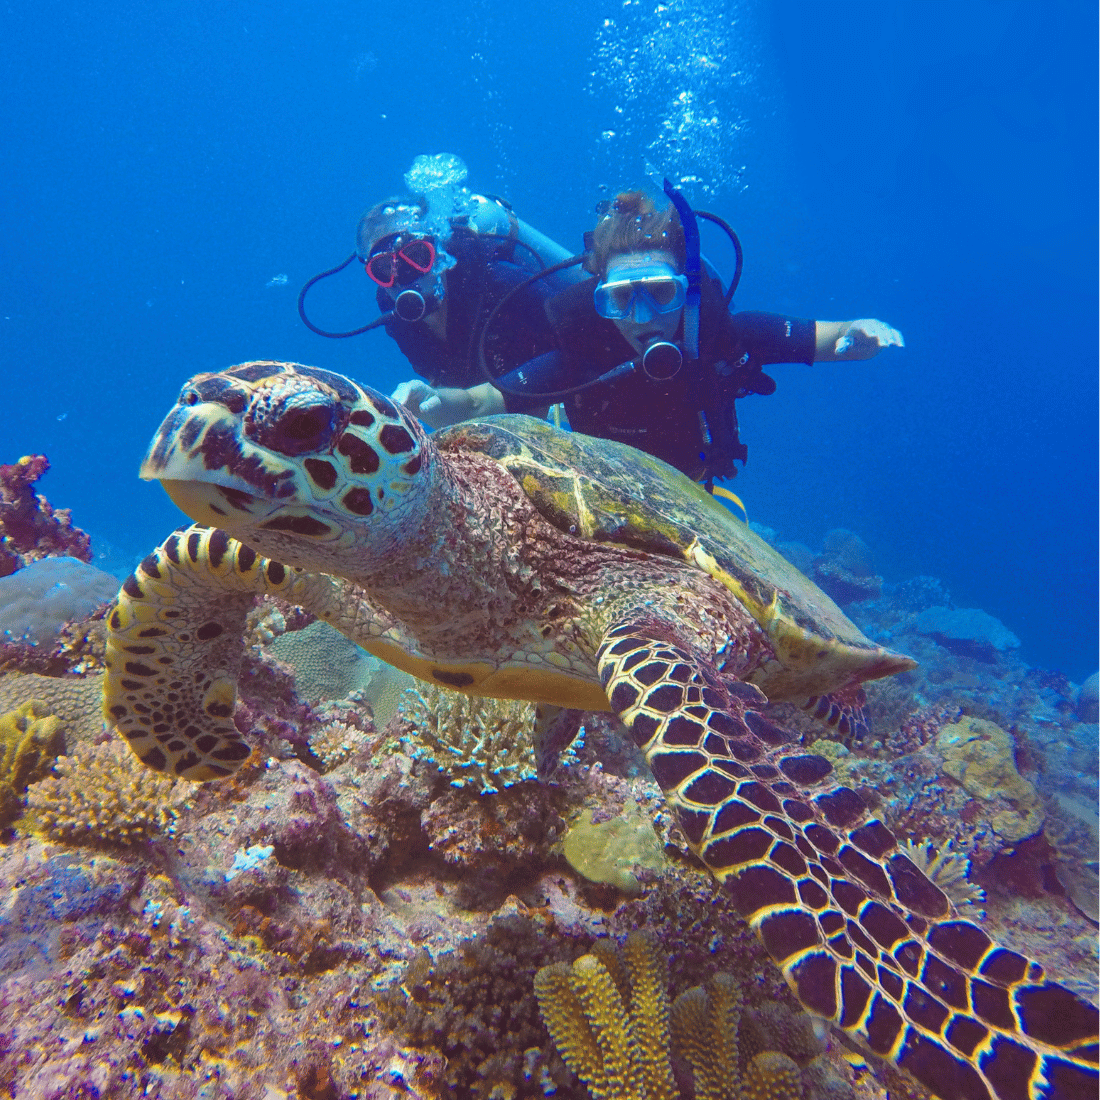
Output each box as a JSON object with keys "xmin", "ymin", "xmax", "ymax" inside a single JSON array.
[{"xmin": 593, "ymin": 265, "xmax": 688, "ymax": 322}]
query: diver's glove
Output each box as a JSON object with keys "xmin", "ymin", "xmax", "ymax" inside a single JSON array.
[{"xmin": 833, "ymin": 318, "xmax": 905, "ymax": 357}]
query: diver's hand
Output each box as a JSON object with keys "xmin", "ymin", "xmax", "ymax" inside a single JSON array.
[
  {"xmin": 834, "ymin": 318, "xmax": 905, "ymax": 358},
  {"xmin": 390, "ymin": 379, "xmax": 481, "ymax": 430},
  {"xmin": 390, "ymin": 379, "xmax": 451, "ymax": 429}
]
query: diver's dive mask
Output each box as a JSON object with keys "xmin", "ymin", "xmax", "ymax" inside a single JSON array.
[
  {"xmin": 364, "ymin": 235, "xmax": 436, "ymax": 288},
  {"xmin": 593, "ymin": 266, "xmax": 688, "ymax": 321},
  {"xmin": 364, "ymin": 234, "xmax": 441, "ymax": 322}
]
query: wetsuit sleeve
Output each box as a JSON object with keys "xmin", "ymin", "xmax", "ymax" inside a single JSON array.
[
  {"xmin": 725, "ymin": 311, "xmax": 816, "ymax": 367},
  {"xmin": 495, "ymin": 351, "xmax": 568, "ymax": 414}
]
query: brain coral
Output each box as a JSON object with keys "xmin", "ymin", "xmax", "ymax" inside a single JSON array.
[
  {"xmin": 266, "ymin": 619, "xmax": 415, "ymax": 725},
  {"xmin": 934, "ymin": 716, "xmax": 1043, "ymax": 843},
  {"xmin": 0, "ymin": 670, "xmax": 104, "ymax": 747},
  {"xmin": 25, "ymin": 739, "xmax": 182, "ymax": 845},
  {"xmin": 0, "ymin": 557, "xmax": 119, "ymax": 645}
]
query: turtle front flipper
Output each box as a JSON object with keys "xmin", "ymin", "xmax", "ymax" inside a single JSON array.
[
  {"xmin": 597, "ymin": 616, "xmax": 1099, "ymax": 1100},
  {"xmin": 104, "ymin": 524, "xmax": 337, "ymax": 780}
]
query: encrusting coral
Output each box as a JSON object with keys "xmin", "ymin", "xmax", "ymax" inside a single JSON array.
[
  {"xmin": 399, "ymin": 682, "xmax": 539, "ymax": 793},
  {"xmin": 25, "ymin": 738, "xmax": 182, "ymax": 845},
  {"xmin": 562, "ymin": 806, "xmax": 669, "ymax": 895},
  {"xmin": 0, "ymin": 699, "xmax": 66, "ymax": 828},
  {"xmin": 535, "ymin": 932, "xmax": 809, "ymax": 1100}
]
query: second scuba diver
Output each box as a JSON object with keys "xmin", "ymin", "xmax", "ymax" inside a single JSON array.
[{"xmin": 405, "ymin": 184, "xmax": 904, "ymax": 486}]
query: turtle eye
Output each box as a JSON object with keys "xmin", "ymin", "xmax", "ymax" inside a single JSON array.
[{"xmin": 248, "ymin": 393, "xmax": 341, "ymax": 457}]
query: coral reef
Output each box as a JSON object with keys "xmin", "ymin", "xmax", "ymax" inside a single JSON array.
[
  {"xmin": 0, "ymin": 455, "xmax": 93, "ymax": 576},
  {"xmin": 373, "ymin": 913, "xmax": 591, "ymax": 1100},
  {"xmin": 935, "ymin": 715, "xmax": 1044, "ymax": 843},
  {"xmin": 0, "ymin": 498, "xmax": 1094, "ymax": 1097},
  {"xmin": 399, "ymin": 682, "xmax": 539, "ymax": 793},
  {"xmin": 25, "ymin": 739, "xmax": 183, "ymax": 845},
  {"xmin": 0, "ymin": 700, "xmax": 66, "ymax": 829}
]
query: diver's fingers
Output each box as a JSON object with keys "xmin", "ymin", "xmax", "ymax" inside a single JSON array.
[{"xmin": 391, "ymin": 379, "xmax": 434, "ymax": 411}]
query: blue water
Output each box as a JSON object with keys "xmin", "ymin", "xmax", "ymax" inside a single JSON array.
[{"xmin": 2, "ymin": 0, "xmax": 1096, "ymax": 679}]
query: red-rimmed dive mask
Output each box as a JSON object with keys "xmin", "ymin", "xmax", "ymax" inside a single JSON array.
[{"xmin": 364, "ymin": 236, "xmax": 436, "ymax": 288}]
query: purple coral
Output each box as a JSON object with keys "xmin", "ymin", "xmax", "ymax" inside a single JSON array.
[{"xmin": 0, "ymin": 455, "xmax": 92, "ymax": 575}]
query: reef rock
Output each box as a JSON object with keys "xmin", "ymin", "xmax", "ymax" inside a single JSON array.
[
  {"xmin": 1076, "ymin": 672, "xmax": 1099, "ymax": 723},
  {"xmin": 914, "ymin": 606, "xmax": 1021, "ymax": 662},
  {"xmin": 935, "ymin": 716, "xmax": 1043, "ymax": 843}
]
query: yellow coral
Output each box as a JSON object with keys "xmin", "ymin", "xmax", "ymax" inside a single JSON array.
[
  {"xmin": 0, "ymin": 700, "xmax": 66, "ymax": 828},
  {"xmin": 26, "ymin": 738, "xmax": 182, "ymax": 844},
  {"xmin": 536, "ymin": 935, "xmax": 806, "ymax": 1100},
  {"xmin": 935, "ymin": 716, "xmax": 1044, "ymax": 842},
  {"xmin": 535, "ymin": 931, "xmax": 676, "ymax": 1100}
]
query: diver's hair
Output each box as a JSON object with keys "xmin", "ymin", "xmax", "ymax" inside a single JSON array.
[
  {"xmin": 584, "ymin": 191, "xmax": 686, "ymax": 276},
  {"xmin": 356, "ymin": 196, "xmax": 431, "ymax": 259}
]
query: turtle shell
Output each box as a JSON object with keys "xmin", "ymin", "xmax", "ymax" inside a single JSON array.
[{"xmin": 436, "ymin": 415, "xmax": 914, "ymax": 697}]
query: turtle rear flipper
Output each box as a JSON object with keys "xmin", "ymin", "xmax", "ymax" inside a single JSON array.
[
  {"xmin": 597, "ymin": 613, "xmax": 1100, "ymax": 1100},
  {"xmin": 104, "ymin": 524, "xmax": 332, "ymax": 780},
  {"xmin": 801, "ymin": 684, "xmax": 871, "ymax": 744}
]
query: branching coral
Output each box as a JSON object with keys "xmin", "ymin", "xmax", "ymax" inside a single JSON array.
[
  {"xmin": 0, "ymin": 699, "xmax": 66, "ymax": 828},
  {"xmin": 25, "ymin": 739, "xmax": 182, "ymax": 845},
  {"xmin": 535, "ymin": 932, "xmax": 677, "ymax": 1100},
  {"xmin": 535, "ymin": 932, "xmax": 813, "ymax": 1100},
  {"xmin": 399, "ymin": 682, "xmax": 538, "ymax": 793},
  {"xmin": 900, "ymin": 837, "xmax": 985, "ymax": 912}
]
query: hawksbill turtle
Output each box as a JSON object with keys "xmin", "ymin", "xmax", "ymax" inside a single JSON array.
[{"xmin": 104, "ymin": 361, "xmax": 1097, "ymax": 1100}]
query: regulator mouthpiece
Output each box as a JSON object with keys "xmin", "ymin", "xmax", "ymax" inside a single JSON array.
[
  {"xmin": 641, "ymin": 340, "xmax": 683, "ymax": 381},
  {"xmin": 393, "ymin": 289, "xmax": 428, "ymax": 322}
]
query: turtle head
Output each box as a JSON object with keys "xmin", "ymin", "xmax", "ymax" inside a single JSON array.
[{"xmin": 141, "ymin": 361, "xmax": 436, "ymax": 572}]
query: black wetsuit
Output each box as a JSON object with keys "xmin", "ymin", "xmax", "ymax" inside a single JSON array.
[
  {"xmin": 501, "ymin": 270, "xmax": 816, "ymax": 481},
  {"xmin": 379, "ymin": 227, "xmax": 581, "ymax": 390}
]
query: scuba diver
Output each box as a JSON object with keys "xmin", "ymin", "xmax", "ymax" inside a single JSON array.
[
  {"xmin": 297, "ymin": 154, "xmax": 582, "ymax": 427},
  {"xmin": 406, "ymin": 183, "xmax": 904, "ymax": 485}
]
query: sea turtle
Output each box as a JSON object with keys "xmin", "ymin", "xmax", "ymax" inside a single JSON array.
[{"xmin": 104, "ymin": 361, "xmax": 1096, "ymax": 1100}]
